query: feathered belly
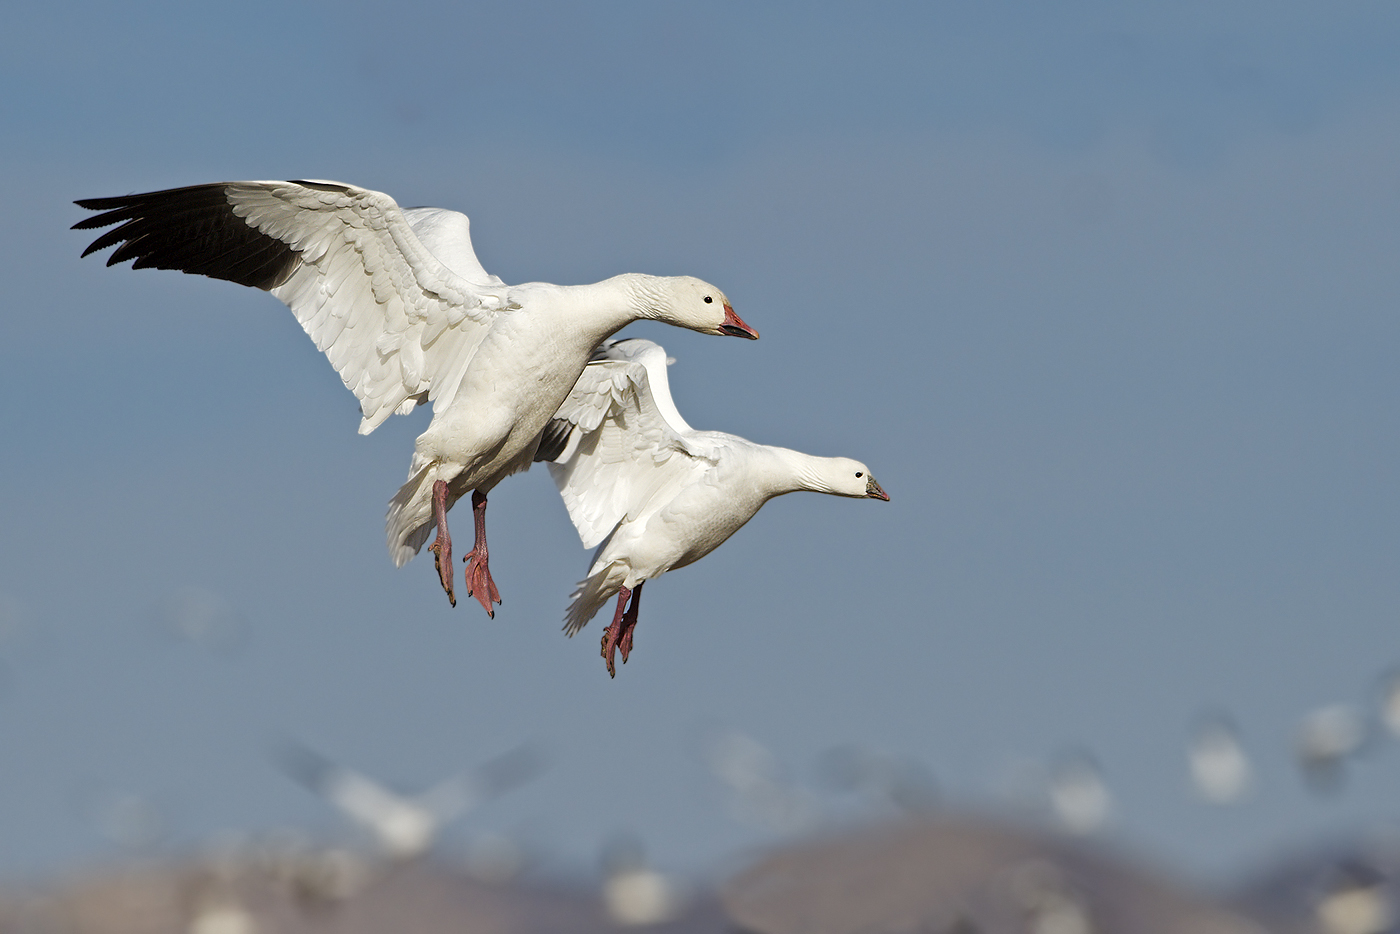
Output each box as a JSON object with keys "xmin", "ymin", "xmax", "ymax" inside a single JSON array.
[
  {"xmin": 629, "ymin": 493, "xmax": 763, "ymax": 578},
  {"xmin": 420, "ymin": 357, "xmax": 584, "ymax": 486}
]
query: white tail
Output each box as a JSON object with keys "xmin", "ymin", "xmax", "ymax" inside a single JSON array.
[
  {"xmin": 563, "ymin": 564, "xmax": 626, "ymax": 636},
  {"xmin": 386, "ymin": 460, "xmax": 452, "ymax": 567}
]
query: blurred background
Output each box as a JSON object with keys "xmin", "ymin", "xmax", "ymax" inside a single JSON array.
[{"xmin": 3, "ymin": 2, "xmax": 1400, "ymax": 930}]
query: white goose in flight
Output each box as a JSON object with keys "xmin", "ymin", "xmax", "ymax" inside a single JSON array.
[
  {"xmin": 73, "ymin": 181, "xmax": 758, "ymax": 614},
  {"xmin": 536, "ymin": 339, "xmax": 888, "ymax": 676},
  {"xmin": 276, "ymin": 741, "xmax": 544, "ymax": 861}
]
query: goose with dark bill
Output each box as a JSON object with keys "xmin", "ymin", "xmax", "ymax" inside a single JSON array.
[{"xmin": 537, "ymin": 338, "xmax": 888, "ymax": 676}]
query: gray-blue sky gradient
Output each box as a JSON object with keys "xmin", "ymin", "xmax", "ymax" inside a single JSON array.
[{"xmin": 3, "ymin": 0, "xmax": 1400, "ymax": 885}]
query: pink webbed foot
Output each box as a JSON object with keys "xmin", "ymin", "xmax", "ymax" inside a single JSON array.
[
  {"xmin": 599, "ymin": 582, "xmax": 643, "ymax": 678},
  {"xmin": 427, "ymin": 480, "xmax": 455, "ymax": 607},
  {"xmin": 462, "ymin": 490, "xmax": 502, "ymax": 619}
]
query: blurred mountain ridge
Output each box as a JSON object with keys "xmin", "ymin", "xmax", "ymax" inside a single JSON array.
[{"xmin": 10, "ymin": 812, "xmax": 1395, "ymax": 934}]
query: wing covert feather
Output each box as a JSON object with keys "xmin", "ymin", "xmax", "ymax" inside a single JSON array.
[
  {"xmin": 74, "ymin": 180, "xmax": 515, "ymax": 433},
  {"xmin": 544, "ymin": 341, "xmax": 709, "ymax": 549}
]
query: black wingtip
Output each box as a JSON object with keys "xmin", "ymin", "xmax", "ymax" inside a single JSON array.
[{"xmin": 72, "ymin": 183, "xmax": 302, "ymax": 290}]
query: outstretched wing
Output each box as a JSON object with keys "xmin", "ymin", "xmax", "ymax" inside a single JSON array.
[
  {"xmin": 275, "ymin": 742, "xmax": 416, "ymax": 834},
  {"xmin": 538, "ymin": 338, "xmax": 711, "ymax": 549},
  {"xmin": 416, "ymin": 743, "xmax": 548, "ymax": 820},
  {"xmin": 74, "ymin": 180, "xmax": 515, "ymax": 433}
]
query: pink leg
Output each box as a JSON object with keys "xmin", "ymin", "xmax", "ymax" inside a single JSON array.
[
  {"xmin": 599, "ymin": 582, "xmax": 644, "ymax": 677},
  {"xmin": 599, "ymin": 586, "xmax": 631, "ymax": 679},
  {"xmin": 462, "ymin": 490, "xmax": 502, "ymax": 618},
  {"xmin": 617, "ymin": 581, "xmax": 644, "ymax": 665},
  {"xmin": 427, "ymin": 480, "xmax": 455, "ymax": 607}
]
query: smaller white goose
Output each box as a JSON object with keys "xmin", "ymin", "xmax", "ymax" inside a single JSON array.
[{"xmin": 536, "ymin": 339, "xmax": 889, "ymax": 676}]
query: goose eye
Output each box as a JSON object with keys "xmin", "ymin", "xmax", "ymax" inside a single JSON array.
[
  {"xmin": 703, "ymin": 296, "xmax": 713, "ymax": 303},
  {"xmin": 855, "ymin": 471, "xmax": 864, "ymax": 478}
]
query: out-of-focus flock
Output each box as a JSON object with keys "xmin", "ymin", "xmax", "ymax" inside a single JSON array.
[{"xmin": 4, "ymin": 666, "xmax": 1400, "ymax": 934}]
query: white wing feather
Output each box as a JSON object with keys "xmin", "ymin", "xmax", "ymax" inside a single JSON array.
[
  {"xmin": 547, "ymin": 340, "xmax": 710, "ymax": 549},
  {"xmin": 225, "ymin": 182, "xmax": 515, "ymax": 433},
  {"xmin": 324, "ymin": 769, "xmax": 417, "ymax": 828}
]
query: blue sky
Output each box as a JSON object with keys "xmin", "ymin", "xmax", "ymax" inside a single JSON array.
[{"xmin": 3, "ymin": 1, "xmax": 1400, "ymax": 886}]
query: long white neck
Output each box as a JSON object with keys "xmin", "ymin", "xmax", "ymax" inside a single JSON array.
[
  {"xmin": 619, "ymin": 273, "xmax": 681, "ymax": 318},
  {"xmin": 551, "ymin": 274, "xmax": 677, "ymax": 348},
  {"xmin": 549, "ymin": 275, "xmax": 654, "ymax": 347},
  {"xmin": 756, "ymin": 446, "xmax": 855, "ymax": 499}
]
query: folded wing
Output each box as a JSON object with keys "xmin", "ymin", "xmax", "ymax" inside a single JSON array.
[{"xmin": 74, "ymin": 180, "xmax": 515, "ymax": 433}]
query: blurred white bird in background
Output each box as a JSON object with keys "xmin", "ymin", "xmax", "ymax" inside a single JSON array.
[
  {"xmin": 703, "ymin": 730, "xmax": 820, "ymax": 835},
  {"xmin": 154, "ymin": 586, "xmax": 248, "ymax": 655},
  {"xmin": 69, "ymin": 779, "xmax": 170, "ymax": 856},
  {"xmin": 599, "ymin": 836, "xmax": 687, "ymax": 927},
  {"xmin": 1314, "ymin": 862, "xmax": 1395, "ymax": 934},
  {"xmin": 1296, "ymin": 704, "xmax": 1369, "ymax": 794},
  {"xmin": 814, "ymin": 743, "xmax": 940, "ymax": 814},
  {"xmin": 1187, "ymin": 714, "xmax": 1252, "ymax": 805},
  {"xmin": 1047, "ymin": 751, "xmax": 1113, "ymax": 836},
  {"xmin": 1376, "ymin": 669, "xmax": 1400, "ymax": 741},
  {"xmin": 275, "ymin": 741, "xmax": 545, "ymax": 861}
]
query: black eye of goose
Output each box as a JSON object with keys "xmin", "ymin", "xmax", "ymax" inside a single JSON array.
[
  {"xmin": 856, "ymin": 472, "xmax": 864, "ymax": 478},
  {"xmin": 703, "ymin": 296, "xmax": 713, "ymax": 303}
]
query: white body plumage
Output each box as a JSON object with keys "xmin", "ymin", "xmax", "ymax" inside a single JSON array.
[{"xmin": 540, "ymin": 339, "xmax": 889, "ymax": 635}]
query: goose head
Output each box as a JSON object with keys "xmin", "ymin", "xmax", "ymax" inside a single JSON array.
[
  {"xmin": 817, "ymin": 457, "xmax": 891, "ymax": 501},
  {"xmin": 641, "ymin": 276, "xmax": 759, "ymax": 339}
]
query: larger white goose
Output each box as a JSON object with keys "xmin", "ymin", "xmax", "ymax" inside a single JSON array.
[
  {"xmin": 73, "ymin": 181, "xmax": 758, "ymax": 615},
  {"xmin": 536, "ymin": 338, "xmax": 889, "ymax": 676}
]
